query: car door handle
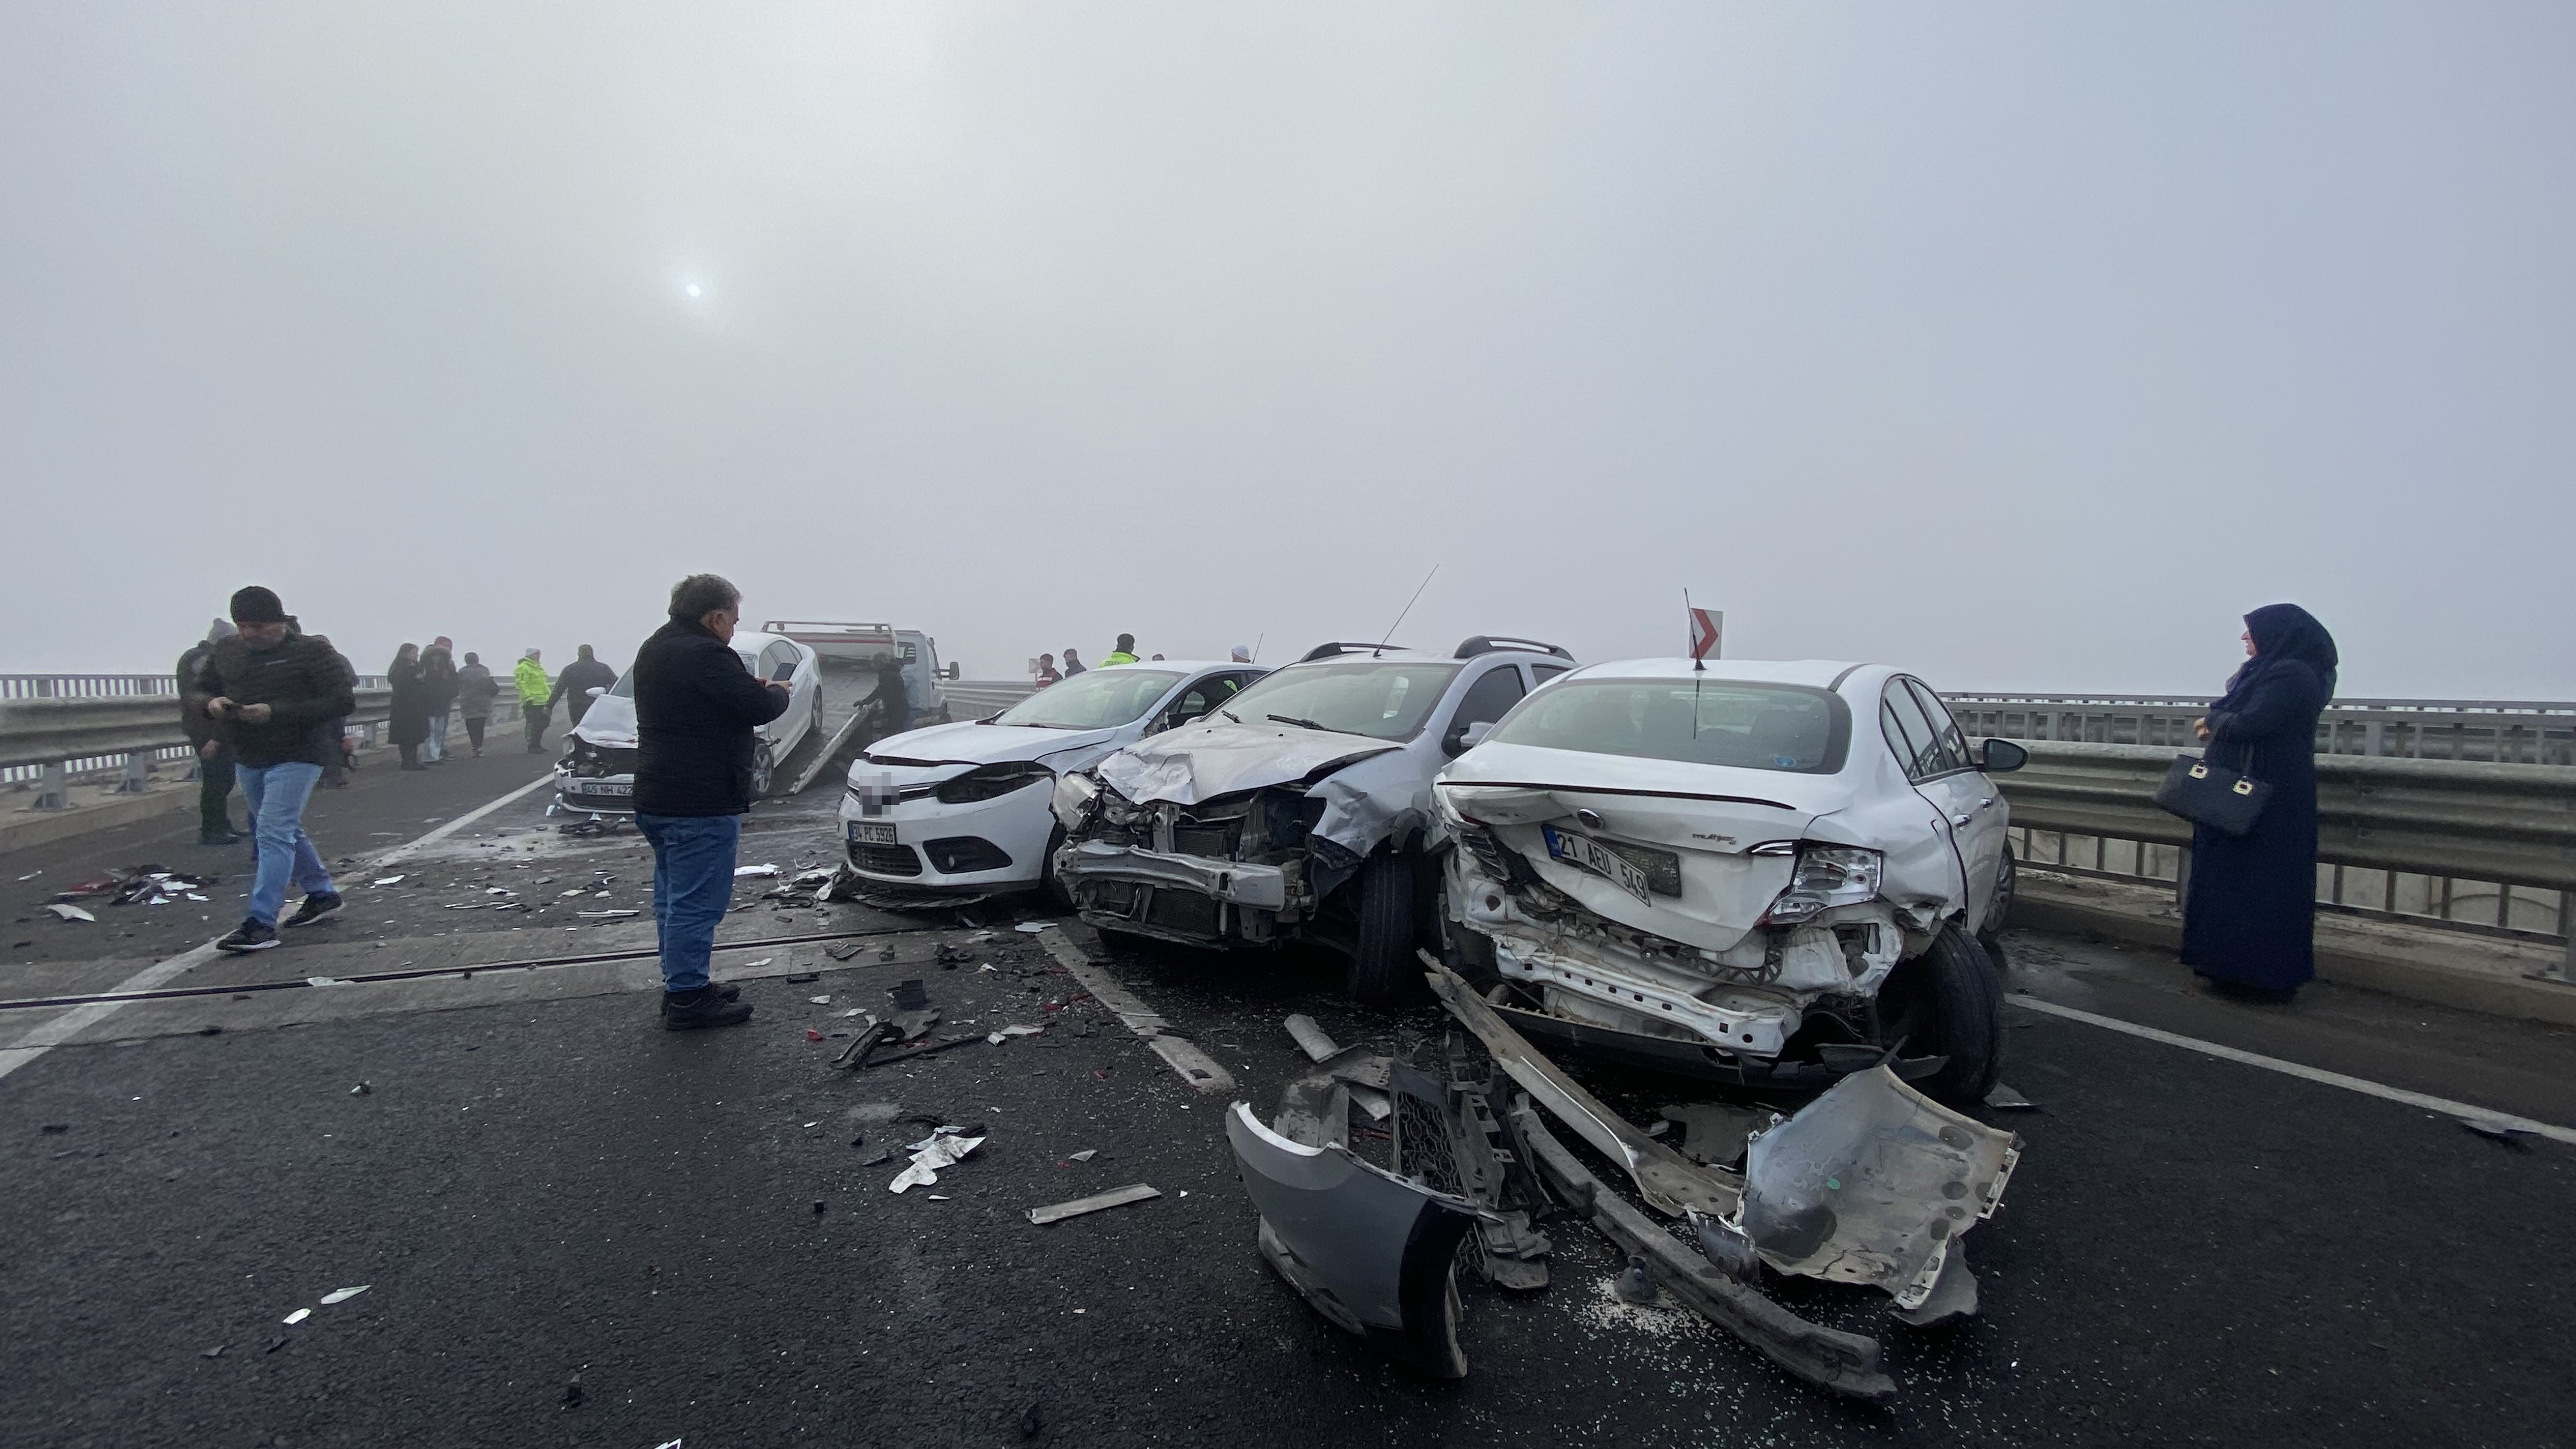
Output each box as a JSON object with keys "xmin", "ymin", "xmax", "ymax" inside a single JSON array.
[
  {"xmin": 1951, "ymin": 813, "xmax": 1972, "ymax": 827},
  {"xmin": 1978, "ymin": 797, "xmax": 1995, "ymax": 810}
]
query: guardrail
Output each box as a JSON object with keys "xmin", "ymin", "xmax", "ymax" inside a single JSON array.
[
  {"xmin": 945, "ymin": 680, "xmax": 1039, "ymax": 718},
  {"xmin": 1947, "ymin": 693, "xmax": 2575, "ymax": 765},
  {"xmin": 1, "ymin": 689, "xmax": 399, "ymax": 802},
  {"xmin": 1997, "ymin": 740, "xmax": 2576, "ymax": 977}
]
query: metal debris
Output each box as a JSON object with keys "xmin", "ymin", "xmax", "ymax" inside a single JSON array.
[
  {"xmin": 43, "ymin": 903, "xmax": 95, "ymax": 923},
  {"xmin": 1027, "ymin": 1183, "xmax": 1161, "ymax": 1225},
  {"xmin": 319, "ymin": 1285, "xmax": 371, "ymax": 1305}
]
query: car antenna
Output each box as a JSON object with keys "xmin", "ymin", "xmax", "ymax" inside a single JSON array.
[
  {"xmin": 1375, "ymin": 565, "xmax": 1438, "ymax": 657},
  {"xmin": 1252, "ymin": 632, "xmax": 1264, "ymax": 663}
]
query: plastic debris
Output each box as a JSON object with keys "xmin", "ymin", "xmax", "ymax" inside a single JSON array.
[
  {"xmin": 201, "ymin": 1344, "xmax": 226, "ymax": 1358},
  {"xmin": 319, "ymin": 1285, "xmax": 370, "ymax": 1305},
  {"xmin": 825, "ymin": 942, "xmax": 867, "ymax": 961},
  {"xmin": 1067, "ymin": 1148, "xmax": 1098, "ymax": 1163},
  {"xmin": 735, "ymin": 864, "xmax": 779, "ymax": 878},
  {"xmin": 349, "ymin": 1082, "xmax": 372, "ymax": 1096},
  {"xmin": 1015, "ymin": 922, "xmax": 1051, "ymax": 933},
  {"xmin": 45, "ymin": 903, "xmax": 95, "ymax": 923},
  {"xmin": 1027, "ymin": 1183, "xmax": 1160, "ymax": 1225},
  {"xmin": 372, "ymin": 877, "xmax": 405, "ymax": 887},
  {"xmin": 986, "ymin": 1024, "xmax": 1045, "ymax": 1045},
  {"xmin": 576, "ymin": 910, "xmax": 640, "ymax": 919},
  {"xmin": 1984, "ymin": 1082, "xmax": 2039, "ymax": 1110},
  {"xmin": 890, "ymin": 1131, "xmax": 985, "ymax": 1193},
  {"xmin": 2460, "ymin": 1117, "xmax": 2536, "ymax": 1147},
  {"xmin": 806, "ymin": 1029, "xmax": 824, "ymax": 1042},
  {"xmin": 282, "ymin": 1308, "xmax": 310, "ymax": 1325},
  {"xmin": 809, "ymin": 995, "xmax": 832, "ymax": 1006},
  {"xmin": 306, "ymin": 976, "xmax": 350, "ymax": 987}
]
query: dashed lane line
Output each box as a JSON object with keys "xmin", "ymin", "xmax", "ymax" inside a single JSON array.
[
  {"xmin": 1038, "ymin": 926, "xmax": 1235, "ymax": 1096},
  {"xmin": 0, "ymin": 770, "xmax": 558, "ymax": 1084},
  {"xmin": 2007, "ymin": 993, "xmax": 2576, "ymax": 1147}
]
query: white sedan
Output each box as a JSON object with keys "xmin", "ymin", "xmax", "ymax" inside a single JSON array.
[
  {"xmin": 837, "ymin": 661, "xmax": 1265, "ymax": 898},
  {"xmin": 553, "ymin": 629, "xmax": 824, "ymax": 815},
  {"xmin": 1434, "ymin": 659, "xmax": 2025, "ymax": 1107}
]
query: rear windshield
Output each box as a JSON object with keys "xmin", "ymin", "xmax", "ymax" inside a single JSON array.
[
  {"xmin": 1217, "ymin": 660, "xmax": 1464, "ymax": 742},
  {"xmin": 1486, "ymin": 678, "xmax": 1850, "ymax": 773},
  {"xmin": 995, "ymin": 668, "xmax": 1184, "ymax": 729}
]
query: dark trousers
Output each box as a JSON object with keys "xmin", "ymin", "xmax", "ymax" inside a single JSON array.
[
  {"xmin": 464, "ymin": 716, "xmax": 487, "ymax": 751},
  {"xmin": 198, "ymin": 751, "xmax": 236, "ymax": 838},
  {"xmin": 523, "ymin": 705, "xmax": 550, "ymax": 751}
]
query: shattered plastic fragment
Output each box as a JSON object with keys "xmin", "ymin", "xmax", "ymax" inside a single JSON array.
[
  {"xmin": 576, "ymin": 910, "xmax": 640, "ymax": 919},
  {"xmin": 889, "ymin": 1133, "xmax": 985, "ymax": 1193},
  {"xmin": 1015, "ymin": 922, "xmax": 1050, "ymax": 933},
  {"xmin": 371, "ymin": 877, "xmax": 405, "ymax": 887},
  {"xmin": 1983, "ymin": 1082, "xmax": 2037, "ymax": 1110},
  {"xmin": 1068, "ymin": 1149, "xmax": 1098, "ymax": 1163},
  {"xmin": 809, "ymin": 995, "xmax": 832, "ymax": 1005},
  {"xmin": 319, "ymin": 1285, "xmax": 370, "ymax": 1305},
  {"xmin": 306, "ymin": 976, "xmax": 350, "ymax": 987},
  {"xmin": 1027, "ymin": 1183, "xmax": 1160, "ymax": 1224},
  {"xmin": 985, "ymin": 1024, "xmax": 1045, "ymax": 1045},
  {"xmin": 735, "ymin": 864, "xmax": 779, "ymax": 877},
  {"xmin": 282, "ymin": 1308, "xmax": 310, "ymax": 1325},
  {"xmin": 44, "ymin": 903, "xmax": 95, "ymax": 923}
]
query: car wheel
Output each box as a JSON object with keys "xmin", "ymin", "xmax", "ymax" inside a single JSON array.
[
  {"xmin": 1977, "ymin": 847, "xmax": 2017, "ymax": 975},
  {"xmin": 1039, "ymin": 823, "xmax": 1073, "ymax": 911},
  {"xmin": 1873, "ymin": 922, "xmax": 2003, "ymax": 1109},
  {"xmin": 749, "ymin": 741, "xmax": 776, "ymax": 799},
  {"xmin": 1346, "ymin": 850, "xmax": 1421, "ymax": 1003}
]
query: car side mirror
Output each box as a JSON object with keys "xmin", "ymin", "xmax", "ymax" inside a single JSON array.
[
  {"xmin": 946, "ymin": 663, "xmax": 960, "ymax": 680},
  {"xmin": 1444, "ymin": 720, "xmax": 1494, "ymax": 757},
  {"xmin": 585, "ymin": 686, "xmax": 605, "ymax": 698},
  {"xmin": 1978, "ymin": 739, "xmax": 2028, "ymax": 772}
]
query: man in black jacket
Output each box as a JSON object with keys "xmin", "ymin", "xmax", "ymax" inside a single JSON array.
[
  {"xmin": 551, "ymin": 645, "xmax": 619, "ymax": 728},
  {"xmin": 178, "ymin": 618, "xmax": 243, "ymax": 845},
  {"xmin": 189, "ymin": 586, "xmax": 358, "ymax": 954},
  {"xmin": 632, "ymin": 574, "xmax": 788, "ymax": 1029}
]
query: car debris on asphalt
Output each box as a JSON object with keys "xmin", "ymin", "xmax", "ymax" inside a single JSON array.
[
  {"xmin": 1027, "ymin": 1183, "xmax": 1161, "ymax": 1225},
  {"xmin": 43, "ymin": 903, "xmax": 95, "ymax": 923},
  {"xmin": 889, "ymin": 1128, "xmax": 985, "ymax": 1193}
]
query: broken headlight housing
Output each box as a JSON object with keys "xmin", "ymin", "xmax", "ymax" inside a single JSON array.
[
  {"xmin": 1050, "ymin": 771, "xmax": 1100, "ymax": 829},
  {"xmin": 1758, "ymin": 843, "xmax": 1883, "ymax": 925},
  {"xmin": 934, "ymin": 762, "xmax": 1052, "ymax": 805}
]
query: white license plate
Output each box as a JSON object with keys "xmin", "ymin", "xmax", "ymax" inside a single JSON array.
[
  {"xmin": 569, "ymin": 779, "xmax": 632, "ymax": 797},
  {"xmin": 1545, "ymin": 826, "xmax": 1652, "ymax": 907},
  {"xmin": 847, "ymin": 820, "xmax": 898, "ymax": 845}
]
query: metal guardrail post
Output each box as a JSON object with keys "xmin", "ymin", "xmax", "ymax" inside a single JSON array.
[
  {"xmin": 34, "ymin": 760, "xmax": 67, "ymax": 809},
  {"xmin": 117, "ymin": 752, "xmax": 151, "ymax": 793}
]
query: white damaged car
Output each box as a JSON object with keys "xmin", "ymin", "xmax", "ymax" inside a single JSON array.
[
  {"xmin": 837, "ymin": 661, "xmax": 1266, "ymax": 900},
  {"xmin": 553, "ymin": 629, "xmax": 823, "ymax": 816},
  {"xmin": 1434, "ymin": 659, "xmax": 2023, "ymax": 1107},
  {"xmin": 1051, "ymin": 638, "xmax": 1577, "ymax": 999}
]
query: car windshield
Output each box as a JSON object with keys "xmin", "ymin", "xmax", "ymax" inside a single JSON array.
[
  {"xmin": 1487, "ymin": 678, "xmax": 1850, "ymax": 774},
  {"xmin": 993, "ymin": 668, "xmax": 1184, "ymax": 729},
  {"xmin": 1218, "ymin": 660, "xmax": 1464, "ymax": 742}
]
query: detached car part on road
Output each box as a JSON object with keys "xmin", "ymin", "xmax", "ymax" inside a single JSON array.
[
  {"xmin": 1435, "ymin": 658, "xmax": 2025, "ymax": 1107},
  {"xmin": 553, "ymin": 631, "xmax": 824, "ymax": 816},
  {"xmin": 1052, "ymin": 638, "xmax": 1576, "ymax": 999},
  {"xmin": 834, "ymin": 661, "xmax": 1266, "ymax": 901}
]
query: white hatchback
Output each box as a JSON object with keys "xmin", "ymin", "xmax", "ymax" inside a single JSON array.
[
  {"xmin": 836, "ymin": 661, "xmax": 1266, "ymax": 898},
  {"xmin": 552, "ymin": 629, "xmax": 824, "ymax": 816},
  {"xmin": 1434, "ymin": 659, "xmax": 2025, "ymax": 1107}
]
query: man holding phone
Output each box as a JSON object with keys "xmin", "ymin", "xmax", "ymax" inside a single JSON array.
[{"xmin": 631, "ymin": 574, "xmax": 790, "ymax": 1030}]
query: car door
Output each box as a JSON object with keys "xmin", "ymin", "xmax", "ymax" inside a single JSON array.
[
  {"xmin": 1909, "ymin": 678, "xmax": 2005, "ymax": 926},
  {"xmin": 1880, "ymin": 677, "xmax": 1982, "ymax": 921},
  {"xmin": 1440, "ymin": 663, "xmax": 1529, "ymax": 758}
]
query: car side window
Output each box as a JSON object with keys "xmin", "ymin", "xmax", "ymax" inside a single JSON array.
[
  {"xmin": 1449, "ymin": 666, "xmax": 1529, "ymax": 740},
  {"xmin": 1880, "ymin": 681, "xmax": 1943, "ymax": 781},
  {"xmin": 1530, "ymin": 664, "xmax": 1570, "ymax": 686},
  {"xmin": 1904, "ymin": 678, "xmax": 1973, "ymax": 775},
  {"xmin": 762, "ymin": 643, "xmax": 795, "ymax": 680}
]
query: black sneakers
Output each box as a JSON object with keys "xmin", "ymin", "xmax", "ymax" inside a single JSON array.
[
  {"xmin": 215, "ymin": 919, "xmax": 279, "ymax": 953},
  {"xmin": 284, "ymin": 892, "xmax": 344, "ymax": 928},
  {"xmin": 662, "ymin": 986, "xmax": 753, "ymax": 1031},
  {"xmin": 198, "ymin": 830, "xmax": 245, "ymax": 847}
]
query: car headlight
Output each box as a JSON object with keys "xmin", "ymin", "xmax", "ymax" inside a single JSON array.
[
  {"xmin": 1760, "ymin": 844, "xmax": 1883, "ymax": 925},
  {"xmin": 935, "ymin": 762, "xmax": 1053, "ymax": 805},
  {"xmin": 1050, "ymin": 771, "xmax": 1100, "ymax": 829}
]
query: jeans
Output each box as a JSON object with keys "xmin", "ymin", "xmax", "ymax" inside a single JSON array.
[
  {"xmin": 423, "ymin": 713, "xmax": 450, "ymax": 761},
  {"xmin": 198, "ymin": 751, "xmax": 237, "ymax": 837},
  {"xmin": 637, "ymin": 812, "xmax": 741, "ymax": 993},
  {"xmin": 239, "ymin": 762, "xmax": 335, "ymax": 926}
]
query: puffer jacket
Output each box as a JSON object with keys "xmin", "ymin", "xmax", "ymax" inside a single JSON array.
[
  {"xmin": 189, "ymin": 631, "xmax": 358, "ymax": 769},
  {"xmin": 632, "ymin": 617, "xmax": 789, "ymax": 816}
]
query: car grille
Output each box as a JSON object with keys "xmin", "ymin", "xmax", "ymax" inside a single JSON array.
[
  {"xmin": 565, "ymin": 746, "xmax": 638, "ymax": 778},
  {"xmin": 1170, "ymin": 820, "xmax": 1242, "ymax": 858},
  {"xmin": 1147, "ymin": 889, "xmax": 1221, "ymax": 937},
  {"xmin": 923, "ymin": 836, "xmax": 1013, "ymax": 874},
  {"xmin": 848, "ymin": 843, "xmax": 923, "ymax": 877}
]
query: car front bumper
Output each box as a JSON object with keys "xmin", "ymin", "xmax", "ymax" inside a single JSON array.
[
  {"xmin": 552, "ymin": 770, "xmax": 638, "ymax": 816},
  {"xmin": 834, "ymin": 785, "xmax": 1053, "ymax": 890},
  {"xmin": 1052, "ymin": 839, "xmax": 1293, "ymax": 946}
]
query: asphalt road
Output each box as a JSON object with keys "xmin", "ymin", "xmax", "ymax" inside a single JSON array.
[{"xmin": 2, "ymin": 755, "xmax": 2569, "ymax": 1447}]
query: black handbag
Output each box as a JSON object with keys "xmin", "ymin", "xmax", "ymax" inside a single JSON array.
[{"xmin": 2153, "ymin": 749, "xmax": 2271, "ymax": 836}]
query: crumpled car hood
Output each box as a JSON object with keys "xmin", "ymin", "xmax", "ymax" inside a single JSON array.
[
  {"xmin": 1096, "ymin": 721, "xmax": 1400, "ymax": 807},
  {"xmin": 571, "ymin": 693, "xmax": 637, "ymax": 750},
  {"xmin": 866, "ymin": 720, "xmax": 1121, "ymax": 770}
]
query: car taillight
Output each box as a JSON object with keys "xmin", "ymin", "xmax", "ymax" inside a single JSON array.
[{"xmin": 1760, "ymin": 844, "xmax": 1883, "ymax": 925}]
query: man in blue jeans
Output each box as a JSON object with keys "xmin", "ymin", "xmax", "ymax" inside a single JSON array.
[
  {"xmin": 631, "ymin": 574, "xmax": 788, "ymax": 1029},
  {"xmin": 189, "ymin": 586, "xmax": 358, "ymax": 954}
]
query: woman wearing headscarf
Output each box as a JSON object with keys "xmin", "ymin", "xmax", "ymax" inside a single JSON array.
[
  {"xmin": 2182, "ymin": 604, "xmax": 2339, "ymax": 1000},
  {"xmin": 387, "ymin": 643, "xmax": 431, "ymax": 772}
]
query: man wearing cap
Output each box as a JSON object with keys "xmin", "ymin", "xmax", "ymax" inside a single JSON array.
[
  {"xmin": 1230, "ymin": 643, "xmax": 1254, "ymax": 664},
  {"xmin": 188, "ymin": 587, "xmax": 358, "ymax": 953}
]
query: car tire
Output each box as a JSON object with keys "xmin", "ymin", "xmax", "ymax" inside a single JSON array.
[
  {"xmin": 749, "ymin": 741, "xmax": 776, "ymax": 800},
  {"xmin": 1346, "ymin": 850, "xmax": 1420, "ymax": 1003},
  {"xmin": 1039, "ymin": 824, "xmax": 1073, "ymax": 911},
  {"xmin": 1874, "ymin": 922, "xmax": 2003, "ymax": 1110},
  {"xmin": 1977, "ymin": 848, "xmax": 2017, "ymax": 976}
]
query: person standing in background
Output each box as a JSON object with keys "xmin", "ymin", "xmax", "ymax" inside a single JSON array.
[
  {"xmin": 1034, "ymin": 653, "xmax": 1061, "ymax": 687},
  {"xmin": 191, "ymin": 586, "xmax": 355, "ymax": 954},
  {"xmin": 419, "ymin": 637, "xmax": 458, "ymax": 764},
  {"xmin": 1103, "ymin": 634, "xmax": 1140, "ymax": 666},
  {"xmin": 1230, "ymin": 643, "xmax": 1254, "ymax": 664},
  {"xmin": 178, "ymin": 619, "xmax": 242, "ymax": 845},
  {"xmin": 1061, "ymin": 647, "xmax": 1085, "ymax": 677},
  {"xmin": 455, "ymin": 651, "xmax": 498, "ymax": 756},
  {"xmin": 2182, "ymin": 604, "xmax": 2340, "ymax": 1003},
  {"xmin": 516, "ymin": 649, "xmax": 552, "ymax": 753},
  {"xmin": 551, "ymin": 645, "xmax": 618, "ymax": 728},
  {"xmin": 387, "ymin": 643, "xmax": 431, "ymax": 770}
]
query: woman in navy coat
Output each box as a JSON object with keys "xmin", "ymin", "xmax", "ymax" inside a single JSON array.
[{"xmin": 2181, "ymin": 604, "xmax": 2339, "ymax": 1000}]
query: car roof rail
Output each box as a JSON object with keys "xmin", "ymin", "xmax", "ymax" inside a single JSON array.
[
  {"xmin": 1298, "ymin": 641, "xmax": 1412, "ymax": 662},
  {"xmin": 1454, "ymin": 635, "xmax": 1574, "ymax": 661}
]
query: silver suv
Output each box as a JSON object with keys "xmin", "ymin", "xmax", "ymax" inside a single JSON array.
[{"xmin": 1050, "ymin": 637, "xmax": 1575, "ymax": 999}]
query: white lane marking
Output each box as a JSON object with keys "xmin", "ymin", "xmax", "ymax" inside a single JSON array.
[
  {"xmin": 0, "ymin": 770, "xmax": 560, "ymax": 1084},
  {"xmin": 2005, "ymin": 993, "xmax": 2576, "ymax": 1147},
  {"xmin": 1038, "ymin": 926, "xmax": 1234, "ymax": 1095}
]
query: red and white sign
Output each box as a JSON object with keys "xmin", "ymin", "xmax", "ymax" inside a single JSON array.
[{"xmin": 1687, "ymin": 607, "xmax": 1723, "ymax": 661}]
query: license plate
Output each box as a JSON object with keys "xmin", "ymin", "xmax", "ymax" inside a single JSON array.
[
  {"xmin": 570, "ymin": 779, "xmax": 632, "ymax": 797},
  {"xmin": 847, "ymin": 820, "xmax": 898, "ymax": 845},
  {"xmin": 1544, "ymin": 825, "xmax": 1653, "ymax": 907}
]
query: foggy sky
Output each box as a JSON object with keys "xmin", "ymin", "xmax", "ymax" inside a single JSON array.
[{"xmin": 4, "ymin": 3, "xmax": 2569, "ymax": 698}]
